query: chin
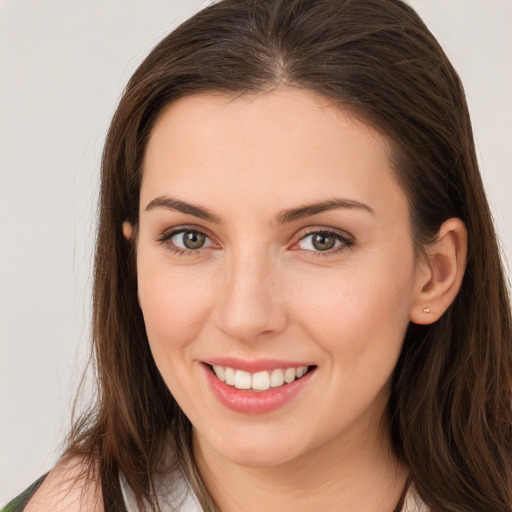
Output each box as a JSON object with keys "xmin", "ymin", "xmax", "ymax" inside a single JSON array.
[
  {"xmin": 195, "ymin": 421, "xmax": 325, "ymax": 469},
  {"xmin": 218, "ymin": 442, "xmax": 305, "ymax": 468}
]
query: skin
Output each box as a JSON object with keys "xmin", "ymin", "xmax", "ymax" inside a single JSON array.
[
  {"xmin": 133, "ymin": 87, "xmax": 428, "ymax": 512},
  {"xmin": 26, "ymin": 87, "xmax": 467, "ymax": 512}
]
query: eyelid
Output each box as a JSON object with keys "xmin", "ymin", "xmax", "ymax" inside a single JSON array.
[
  {"xmin": 290, "ymin": 226, "xmax": 355, "ymax": 253},
  {"xmin": 155, "ymin": 224, "xmax": 219, "ymax": 253},
  {"xmin": 294, "ymin": 225, "xmax": 355, "ymax": 242},
  {"xmin": 156, "ymin": 224, "xmax": 212, "ymax": 240},
  {"xmin": 154, "ymin": 224, "xmax": 354, "ymax": 256}
]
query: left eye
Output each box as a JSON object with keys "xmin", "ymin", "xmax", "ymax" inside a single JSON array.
[
  {"xmin": 169, "ymin": 230, "xmax": 214, "ymax": 251},
  {"xmin": 297, "ymin": 231, "xmax": 346, "ymax": 252}
]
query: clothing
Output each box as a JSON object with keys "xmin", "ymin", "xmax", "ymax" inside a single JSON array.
[
  {"xmin": 3, "ymin": 470, "xmax": 428, "ymax": 511},
  {"xmin": 402, "ymin": 484, "xmax": 430, "ymax": 512},
  {"xmin": 120, "ymin": 469, "xmax": 201, "ymax": 511},
  {"xmin": 2, "ymin": 474, "xmax": 48, "ymax": 512},
  {"xmin": 120, "ymin": 469, "xmax": 429, "ymax": 512}
]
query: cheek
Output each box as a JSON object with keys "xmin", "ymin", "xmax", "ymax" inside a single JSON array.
[
  {"xmin": 136, "ymin": 263, "xmax": 216, "ymax": 408},
  {"xmin": 289, "ymin": 255, "xmax": 416, "ymax": 362},
  {"xmin": 137, "ymin": 262, "xmax": 213, "ymax": 353}
]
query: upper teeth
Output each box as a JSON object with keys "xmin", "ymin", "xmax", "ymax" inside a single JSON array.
[{"xmin": 213, "ymin": 365, "xmax": 309, "ymax": 391}]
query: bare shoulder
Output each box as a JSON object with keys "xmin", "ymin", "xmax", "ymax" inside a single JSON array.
[{"xmin": 24, "ymin": 456, "xmax": 103, "ymax": 512}]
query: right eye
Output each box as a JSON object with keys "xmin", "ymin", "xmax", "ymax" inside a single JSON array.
[{"xmin": 157, "ymin": 228, "xmax": 215, "ymax": 254}]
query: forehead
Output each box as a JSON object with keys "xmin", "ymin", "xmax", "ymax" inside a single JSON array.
[{"xmin": 140, "ymin": 88, "xmax": 405, "ymax": 219}]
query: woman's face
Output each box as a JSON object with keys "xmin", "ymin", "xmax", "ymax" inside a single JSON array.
[{"xmin": 134, "ymin": 88, "xmax": 426, "ymax": 467}]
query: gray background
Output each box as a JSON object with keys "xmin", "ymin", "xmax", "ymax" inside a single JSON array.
[{"xmin": 1, "ymin": 0, "xmax": 511, "ymax": 503}]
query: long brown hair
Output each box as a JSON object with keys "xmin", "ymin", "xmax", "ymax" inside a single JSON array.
[{"xmin": 66, "ymin": 1, "xmax": 512, "ymax": 510}]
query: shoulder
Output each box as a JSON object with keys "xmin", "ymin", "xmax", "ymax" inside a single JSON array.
[{"xmin": 23, "ymin": 456, "xmax": 103, "ymax": 512}]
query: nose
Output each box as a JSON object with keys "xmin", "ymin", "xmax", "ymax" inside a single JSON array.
[{"xmin": 213, "ymin": 248, "xmax": 287, "ymax": 343}]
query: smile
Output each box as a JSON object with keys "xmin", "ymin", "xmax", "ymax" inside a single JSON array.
[
  {"xmin": 211, "ymin": 365, "xmax": 311, "ymax": 391},
  {"xmin": 202, "ymin": 360, "xmax": 317, "ymax": 414}
]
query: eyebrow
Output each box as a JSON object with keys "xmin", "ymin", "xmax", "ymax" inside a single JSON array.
[
  {"xmin": 276, "ymin": 198, "xmax": 374, "ymax": 224},
  {"xmin": 144, "ymin": 195, "xmax": 374, "ymax": 224},
  {"xmin": 144, "ymin": 196, "xmax": 221, "ymax": 223}
]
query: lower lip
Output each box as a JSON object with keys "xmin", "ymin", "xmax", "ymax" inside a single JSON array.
[{"xmin": 202, "ymin": 364, "xmax": 315, "ymax": 414}]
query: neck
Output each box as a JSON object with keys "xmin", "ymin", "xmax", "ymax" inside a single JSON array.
[{"xmin": 193, "ymin": 421, "xmax": 409, "ymax": 512}]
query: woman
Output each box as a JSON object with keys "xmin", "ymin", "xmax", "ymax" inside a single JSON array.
[{"xmin": 7, "ymin": 0, "xmax": 511, "ymax": 510}]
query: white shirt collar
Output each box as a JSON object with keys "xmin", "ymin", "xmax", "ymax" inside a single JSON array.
[{"xmin": 120, "ymin": 470, "xmax": 429, "ymax": 511}]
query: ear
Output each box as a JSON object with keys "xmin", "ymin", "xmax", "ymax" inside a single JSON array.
[
  {"xmin": 410, "ymin": 218, "xmax": 467, "ymax": 325},
  {"xmin": 122, "ymin": 221, "xmax": 134, "ymax": 240},
  {"xmin": 122, "ymin": 221, "xmax": 142, "ymax": 307}
]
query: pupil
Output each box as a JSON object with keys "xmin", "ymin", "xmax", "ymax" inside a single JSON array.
[
  {"xmin": 183, "ymin": 231, "xmax": 205, "ymax": 249},
  {"xmin": 312, "ymin": 233, "xmax": 335, "ymax": 251}
]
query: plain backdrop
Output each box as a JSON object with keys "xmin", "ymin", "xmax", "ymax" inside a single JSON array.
[{"xmin": 1, "ymin": 0, "xmax": 511, "ymax": 504}]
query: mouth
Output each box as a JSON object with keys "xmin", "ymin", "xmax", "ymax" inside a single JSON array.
[
  {"xmin": 201, "ymin": 360, "xmax": 317, "ymax": 414},
  {"xmin": 206, "ymin": 363, "xmax": 317, "ymax": 392}
]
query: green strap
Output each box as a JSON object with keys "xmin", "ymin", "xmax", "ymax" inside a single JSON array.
[{"xmin": 2, "ymin": 474, "xmax": 49, "ymax": 512}]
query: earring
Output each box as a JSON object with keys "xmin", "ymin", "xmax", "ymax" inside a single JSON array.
[{"xmin": 423, "ymin": 307, "xmax": 431, "ymax": 313}]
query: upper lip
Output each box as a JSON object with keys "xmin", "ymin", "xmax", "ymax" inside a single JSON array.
[{"xmin": 202, "ymin": 357, "xmax": 314, "ymax": 373}]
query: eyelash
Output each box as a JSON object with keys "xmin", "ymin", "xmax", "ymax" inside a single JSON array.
[
  {"xmin": 294, "ymin": 229, "xmax": 355, "ymax": 256},
  {"xmin": 156, "ymin": 227, "xmax": 214, "ymax": 256},
  {"xmin": 156, "ymin": 226, "xmax": 355, "ymax": 257}
]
